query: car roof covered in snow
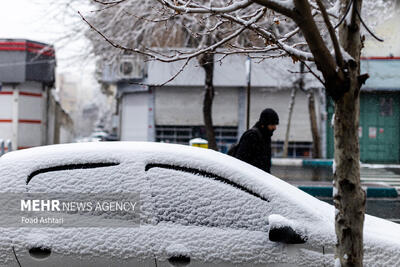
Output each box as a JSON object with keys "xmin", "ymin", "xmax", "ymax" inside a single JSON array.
[{"xmin": 0, "ymin": 142, "xmax": 324, "ymax": 208}]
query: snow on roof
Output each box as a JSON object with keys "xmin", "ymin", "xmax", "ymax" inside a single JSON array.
[
  {"xmin": 361, "ymin": 59, "xmax": 400, "ymax": 90},
  {"xmin": 0, "ymin": 142, "xmax": 399, "ymax": 265}
]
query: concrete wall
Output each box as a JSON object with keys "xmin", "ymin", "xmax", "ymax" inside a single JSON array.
[
  {"xmin": 47, "ymin": 91, "xmax": 74, "ymax": 145},
  {"xmin": 362, "ymin": 60, "xmax": 400, "ymax": 90},
  {"xmin": 17, "ymin": 82, "xmax": 43, "ymax": 148},
  {"xmin": 0, "ymin": 87, "xmax": 13, "ymax": 143},
  {"xmin": 147, "ymin": 56, "xmax": 320, "ymax": 89},
  {"xmin": 60, "ymin": 125, "xmax": 73, "ymax": 143},
  {"xmin": 117, "ymin": 54, "xmax": 325, "ymax": 145},
  {"xmin": 151, "ymin": 85, "xmax": 319, "ymax": 142},
  {"xmin": 250, "ymin": 88, "xmax": 315, "ymax": 142},
  {"xmin": 0, "ymin": 82, "xmax": 44, "ymax": 149},
  {"xmin": 154, "ymin": 86, "xmax": 239, "ymax": 126},
  {"xmin": 47, "ymin": 93, "xmax": 56, "ymax": 145},
  {"xmin": 0, "ymin": 82, "xmax": 74, "ymax": 150}
]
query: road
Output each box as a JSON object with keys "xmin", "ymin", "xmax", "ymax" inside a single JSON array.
[
  {"xmin": 320, "ymin": 198, "xmax": 400, "ymax": 223},
  {"xmin": 272, "ymin": 165, "xmax": 400, "ymax": 223}
]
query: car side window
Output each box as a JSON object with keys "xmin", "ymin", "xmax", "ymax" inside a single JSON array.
[
  {"xmin": 26, "ymin": 162, "xmax": 154, "ymax": 224},
  {"xmin": 147, "ymin": 165, "xmax": 271, "ymax": 232},
  {"xmin": 27, "ymin": 162, "xmax": 119, "ymax": 185},
  {"xmin": 27, "ymin": 163, "xmax": 124, "ymax": 192}
]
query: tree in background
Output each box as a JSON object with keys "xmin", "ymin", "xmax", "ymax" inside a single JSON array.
[
  {"xmin": 283, "ymin": 62, "xmax": 321, "ymax": 159},
  {"xmin": 81, "ymin": 0, "xmax": 395, "ymax": 265},
  {"xmin": 83, "ymin": 0, "xmax": 269, "ymax": 150},
  {"xmin": 36, "ymin": 0, "xmax": 117, "ymax": 138},
  {"xmin": 282, "ymin": 63, "xmax": 300, "ymax": 158}
]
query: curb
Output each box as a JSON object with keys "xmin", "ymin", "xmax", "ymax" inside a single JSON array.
[
  {"xmin": 272, "ymin": 158, "xmax": 400, "ymax": 169},
  {"xmin": 303, "ymin": 160, "xmax": 333, "ymax": 167},
  {"xmin": 272, "ymin": 158, "xmax": 332, "ymax": 167},
  {"xmin": 298, "ymin": 186, "xmax": 398, "ymax": 198}
]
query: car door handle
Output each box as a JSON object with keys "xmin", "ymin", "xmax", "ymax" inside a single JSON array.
[
  {"xmin": 28, "ymin": 247, "xmax": 51, "ymax": 259},
  {"xmin": 168, "ymin": 255, "xmax": 191, "ymax": 266}
]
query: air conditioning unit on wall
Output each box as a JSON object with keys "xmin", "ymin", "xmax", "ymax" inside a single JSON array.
[{"xmin": 117, "ymin": 55, "xmax": 145, "ymax": 80}]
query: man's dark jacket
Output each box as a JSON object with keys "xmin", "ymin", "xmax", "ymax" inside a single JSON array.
[{"xmin": 235, "ymin": 109, "xmax": 279, "ymax": 173}]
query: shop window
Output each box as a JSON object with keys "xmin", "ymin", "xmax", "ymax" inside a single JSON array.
[{"xmin": 155, "ymin": 125, "xmax": 237, "ymax": 153}]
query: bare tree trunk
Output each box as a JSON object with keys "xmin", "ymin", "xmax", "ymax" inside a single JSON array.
[
  {"xmin": 333, "ymin": 0, "xmax": 366, "ymax": 265},
  {"xmin": 295, "ymin": 61, "xmax": 321, "ymax": 159},
  {"xmin": 198, "ymin": 53, "xmax": 218, "ymax": 151},
  {"xmin": 283, "ymin": 86, "xmax": 297, "ymax": 157},
  {"xmin": 308, "ymin": 91, "xmax": 321, "ymax": 158},
  {"xmin": 333, "ymin": 87, "xmax": 365, "ymax": 266}
]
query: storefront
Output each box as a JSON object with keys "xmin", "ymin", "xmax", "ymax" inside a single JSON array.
[{"xmin": 326, "ymin": 58, "xmax": 400, "ymax": 163}]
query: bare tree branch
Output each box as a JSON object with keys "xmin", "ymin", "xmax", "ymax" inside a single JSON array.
[
  {"xmin": 91, "ymin": 0, "xmax": 126, "ymax": 5},
  {"xmin": 316, "ymin": 0, "xmax": 344, "ymax": 68},
  {"xmin": 355, "ymin": 5, "xmax": 384, "ymax": 42},
  {"xmin": 155, "ymin": 0, "xmax": 253, "ymax": 14},
  {"xmin": 80, "ymin": 9, "xmax": 250, "ymax": 62},
  {"xmin": 301, "ymin": 61, "xmax": 325, "ymax": 86},
  {"xmin": 147, "ymin": 57, "xmax": 191, "ymax": 87},
  {"xmin": 288, "ymin": 0, "xmax": 347, "ymax": 97},
  {"xmin": 220, "ymin": 12, "xmax": 314, "ymax": 61},
  {"xmin": 335, "ymin": 0, "xmax": 353, "ymax": 29},
  {"xmin": 78, "ymin": 11, "xmax": 155, "ymax": 57},
  {"xmin": 251, "ymin": 0, "xmax": 296, "ymax": 18},
  {"xmin": 308, "ymin": 1, "xmax": 338, "ymax": 19},
  {"xmin": 80, "ymin": 5, "xmax": 271, "ymax": 63}
]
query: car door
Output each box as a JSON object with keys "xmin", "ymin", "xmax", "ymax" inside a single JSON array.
[
  {"xmin": 14, "ymin": 160, "xmax": 156, "ymax": 267},
  {"xmin": 146, "ymin": 163, "xmax": 304, "ymax": 267}
]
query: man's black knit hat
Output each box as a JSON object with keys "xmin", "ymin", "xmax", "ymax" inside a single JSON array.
[{"xmin": 259, "ymin": 108, "xmax": 279, "ymax": 125}]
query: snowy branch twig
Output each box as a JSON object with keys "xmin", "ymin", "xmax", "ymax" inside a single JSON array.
[
  {"xmin": 80, "ymin": 5, "xmax": 269, "ymax": 63},
  {"xmin": 220, "ymin": 12, "xmax": 314, "ymax": 61},
  {"xmin": 316, "ymin": 0, "xmax": 344, "ymax": 68},
  {"xmin": 155, "ymin": 0, "xmax": 253, "ymax": 14},
  {"xmin": 154, "ymin": 57, "xmax": 191, "ymax": 87}
]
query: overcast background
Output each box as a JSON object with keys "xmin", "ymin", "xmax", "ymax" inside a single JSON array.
[
  {"xmin": 0, "ymin": 0, "xmax": 111, "ymax": 138},
  {"xmin": 0, "ymin": 0, "xmax": 93, "ymax": 72}
]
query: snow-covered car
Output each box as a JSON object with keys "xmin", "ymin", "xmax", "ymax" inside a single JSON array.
[{"xmin": 0, "ymin": 142, "xmax": 399, "ymax": 266}]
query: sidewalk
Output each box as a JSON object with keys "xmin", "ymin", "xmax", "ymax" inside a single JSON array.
[
  {"xmin": 272, "ymin": 158, "xmax": 400, "ymax": 169},
  {"xmin": 272, "ymin": 158, "xmax": 400, "ymax": 198}
]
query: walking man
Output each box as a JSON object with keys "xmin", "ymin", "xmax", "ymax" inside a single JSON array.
[{"xmin": 231, "ymin": 108, "xmax": 279, "ymax": 173}]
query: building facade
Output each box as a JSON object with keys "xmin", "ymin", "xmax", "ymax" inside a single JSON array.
[
  {"xmin": 102, "ymin": 55, "xmax": 324, "ymax": 157},
  {"xmin": 97, "ymin": 5, "xmax": 400, "ymax": 162},
  {"xmin": 326, "ymin": 58, "xmax": 400, "ymax": 163},
  {"xmin": 0, "ymin": 39, "xmax": 73, "ymax": 151},
  {"xmin": 326, "ymin": 7, "xmax": 400, "ymax": 163}
]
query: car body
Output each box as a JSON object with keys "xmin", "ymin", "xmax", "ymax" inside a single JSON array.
[{"xmin": 0, "ymin": 142, "xmax": 399, "ymax": 266}]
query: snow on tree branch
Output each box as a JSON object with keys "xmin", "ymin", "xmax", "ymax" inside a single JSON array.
[
  {"xmin": 81, "ymin": 0, "xmax": 392, "ymax": 91},
  {"xmin": 80, "ymin": 6, "xmax": 267, "ymax": 63},
  {"xmin": 155, "ymin": 0, "xmax": 253, "ymax": 14},
  {"xmin": 219, "ymin": 12, "xmax": 314, "ymax": 61},
  {"xmin": 315, "ymin": 0, "xmax": 344, "ymax": 68},
  {"xmin": 251, "ymin": 0, "xmax": 296, "ymax": 18}
]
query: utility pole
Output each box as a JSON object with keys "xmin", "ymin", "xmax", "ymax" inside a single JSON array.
[{"xmin": 245, "ymin": 56, "xmax": 251, "ymax": 130}]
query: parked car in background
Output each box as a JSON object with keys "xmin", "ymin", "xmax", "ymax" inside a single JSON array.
[
  {"xmin": 75, "ymin": 131, "xmax": 119, "ymax": 143},
  {"xmin": 0, "ymin": 142, "xmax": 399, "ymax": 266}
]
